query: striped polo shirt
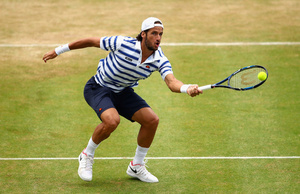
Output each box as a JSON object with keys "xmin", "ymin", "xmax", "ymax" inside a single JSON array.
[{"xmin": 94, "ymin": 36, "xmax": 173, "ymax": 93}]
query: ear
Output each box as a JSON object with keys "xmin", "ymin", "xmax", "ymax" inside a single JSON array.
[{"xmin": 141, "ymin": 31, "xmax": 146, "ymax": 38}]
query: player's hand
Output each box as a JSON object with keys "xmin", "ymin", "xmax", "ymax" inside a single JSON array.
[
  {"xmin": 187, "ymin": 85, "xmax": 203, "ymax": 97},
  {"xmin": 43, "ymin": 50, "xmax": 57, "ymax": 63}
]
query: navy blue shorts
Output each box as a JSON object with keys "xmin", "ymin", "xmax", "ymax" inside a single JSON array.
[{"xmin": 83, "ymin": 76, "xmax": 150, "ymax": 122}]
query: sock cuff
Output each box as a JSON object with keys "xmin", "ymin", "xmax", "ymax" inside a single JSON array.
[
  {"xmin": 89, "ymin": 138, "xmax": 99, "ymax": 148},
  {"xmin": 137, "ymin": 145, "xmax": 149, "ymax": 153},
  {"xmin": 85, "ymin": 137, "xmax": 99, "ymax": 157}
]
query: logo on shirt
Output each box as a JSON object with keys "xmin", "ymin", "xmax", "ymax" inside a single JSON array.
[{"xmin": 125, "ymin": 57, "xmax": 133, "ymax": 62}]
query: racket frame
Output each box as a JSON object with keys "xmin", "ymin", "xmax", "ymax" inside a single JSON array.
[{"xmin": 198, "ymin": 65, "xmax": 268, "ymax": 91}]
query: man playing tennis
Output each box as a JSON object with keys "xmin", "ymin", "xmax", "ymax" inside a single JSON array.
[{"xmin": 43, "ymin": 17, "xmax": 202, "ymax": 183}]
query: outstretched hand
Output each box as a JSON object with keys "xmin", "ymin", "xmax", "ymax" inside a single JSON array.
[
  {"xmin": 42, "ymin": 50, "xmax": 57, "ymax": 63},
  {"xmin": 187, "ymin": 85, "xmax": 203, "ymax": 97}
]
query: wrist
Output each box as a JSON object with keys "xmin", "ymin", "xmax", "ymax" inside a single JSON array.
[
  {"xmin": 180, "ymin": 84, "xmax": 191, "ymax": 93},
  {"xmin": 55, "ymin": 44, "xmax": 70, "ymax": 55}
]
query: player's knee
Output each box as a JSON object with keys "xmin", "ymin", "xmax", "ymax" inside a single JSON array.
[
  {"xmin": 102, "ymin": 117, "xmax": 120, "ymax": 135},
  {"xmin": 106, "ymin": 118, "xmax": 120, "ymax": 130},
  {"xmin": 147, "ymin": 114, "xmax": 159, "ymax": 127}
]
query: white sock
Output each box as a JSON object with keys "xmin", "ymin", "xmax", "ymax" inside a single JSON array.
[
  {"xmin": 133, "ymin": 145, "xmax": 149, "ymax": 165},
  {"xmin": 85, "ymin": 137, "xmax": 99, "ymax": 157}
]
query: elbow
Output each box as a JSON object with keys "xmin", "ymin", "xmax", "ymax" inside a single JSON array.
[{"xmin": 85, "ymin": 37, "xmax": 100, "ymax": 48}]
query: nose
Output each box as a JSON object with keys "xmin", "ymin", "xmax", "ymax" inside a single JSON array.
[{"xmin": 156, "ymin": 34, "xmax": 162, "ymax": 41}]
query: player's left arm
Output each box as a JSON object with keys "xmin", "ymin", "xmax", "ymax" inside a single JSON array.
[
  {"xmin": 43, "ymin": 37, "xmax": 100, "ymax": 63},
  {"xmin": 164, "ymin": 74, "xmax": 202, "ymax": 97}
]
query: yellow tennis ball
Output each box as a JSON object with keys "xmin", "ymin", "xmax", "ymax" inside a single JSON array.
[{"xmin": 258, "ymin": 72, "xmax": 267, "ymax": 81}]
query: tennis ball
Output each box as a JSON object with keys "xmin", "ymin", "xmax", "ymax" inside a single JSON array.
[{"xmin": 258, "ymin": 72, "xmax": 267, "ymax": 81}]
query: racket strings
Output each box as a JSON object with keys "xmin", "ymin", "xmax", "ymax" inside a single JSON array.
[{"xmin": 229, "ymin": 67, "xmax": 267, "ymax": 89}]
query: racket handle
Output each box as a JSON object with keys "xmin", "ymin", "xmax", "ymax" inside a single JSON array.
[{"xmin": 198, "ymin": 85, "xmax": 212, "ymax": 91}]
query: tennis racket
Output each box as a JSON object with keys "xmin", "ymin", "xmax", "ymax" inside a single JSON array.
[{"xmin": 198, "ymin": 65, "xmax": 268, "ymax": 91}]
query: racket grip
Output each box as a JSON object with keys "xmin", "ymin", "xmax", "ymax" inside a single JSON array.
[{"xmin": 198, "ymin": 85, "xmax": 212, "ymax": 91}]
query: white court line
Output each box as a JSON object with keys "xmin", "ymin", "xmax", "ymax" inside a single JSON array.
[
  {"xmin": 0, "ymin": 156, "xmax": 299, "ymax": 161},
  {"xmin": 162, "ymin": 42, "xmax": 300, "ymax": 46},
  {"xmin": 0, "ymin": 42, "xmax": 300, "ymax": 47},
  {"xmin": 0, "ymin": 44, "xmax": 61, "ymax": 47}
]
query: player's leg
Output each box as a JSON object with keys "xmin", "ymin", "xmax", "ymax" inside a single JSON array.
[
  {"xmin": 126, "ymin": 107, "xmax": 159, "ymax": 183},
  {"xmin": 79, "ymin": 76, "xmax": 120, "ymax": 181},
  {"xmin": 114, "ymin": 88, "xmax": 159, "ymax": 182},
  {"xmin": 91, "ymin": 108, "xmax": 120, "ymax": 144},
  {"xmin": 132, "ymin": 107, "xmax": 159, "ymax": 148},
  {"xmin": 78, "ymin": 108, "xmax": 120, "ymax": 182},
  {"xmin": 83, "ymin": 76, "xmax": 120, "ymax": 150},
  {"xmin": 84, "ymin": 108, "xmax": 120, "ymax": 156}
]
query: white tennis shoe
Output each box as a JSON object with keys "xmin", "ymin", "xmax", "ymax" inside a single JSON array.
[
  {"xmin": 78, "ymin": 148, "xmax": 94, "ymax": 181},
  {"xmin": 126, "ymin": 161, "xmax": 159, "ymax": 183}
]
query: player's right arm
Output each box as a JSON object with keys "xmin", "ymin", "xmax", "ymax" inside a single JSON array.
[{"xmin": 42, "ymin": 37, "xmax": 100, "ymax": 63}]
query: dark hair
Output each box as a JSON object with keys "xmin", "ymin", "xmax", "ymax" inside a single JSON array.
[{"xmin": 136, "ymin": 30, "xmax": 149, "ymax": 41}]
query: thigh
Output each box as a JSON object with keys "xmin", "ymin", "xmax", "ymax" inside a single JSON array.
[{"xmin": 131, "ymin": 107, "xmax": 159, "ymax": 126}]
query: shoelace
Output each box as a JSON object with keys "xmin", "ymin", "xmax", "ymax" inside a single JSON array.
[
  {"xmin": 83, "ymin": 155, "xmax": 94, "ymax": 170},
  {"xmin": 139, "ymin": 166, "xmax": 150, "ymax": 176},
  {"xmin": 137, "ymin": 159, "xmax": 153, "ymax": 176}
]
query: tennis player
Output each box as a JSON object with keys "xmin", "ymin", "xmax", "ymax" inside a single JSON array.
[{"xmin": 43, "ymin": 17, "xmax": 202, "ymax": 183}]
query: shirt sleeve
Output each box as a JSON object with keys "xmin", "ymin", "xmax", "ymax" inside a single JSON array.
[
  {"xmin": 158, "ymin": 57, "xmax": 173, "ymax": 80},
  {"xmin": 100, "ymin": 36, "xmax": 123, "ymax": 51}
]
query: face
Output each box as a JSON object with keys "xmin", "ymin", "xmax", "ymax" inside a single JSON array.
[{"xmin": 142, "ymin": 26, "xmax": 163, "ymax": 51}]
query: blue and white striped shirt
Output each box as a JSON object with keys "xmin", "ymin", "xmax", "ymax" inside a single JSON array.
[{"xmin": 94, "ymin": 36, "xmax": 173, "ymax": 93}]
